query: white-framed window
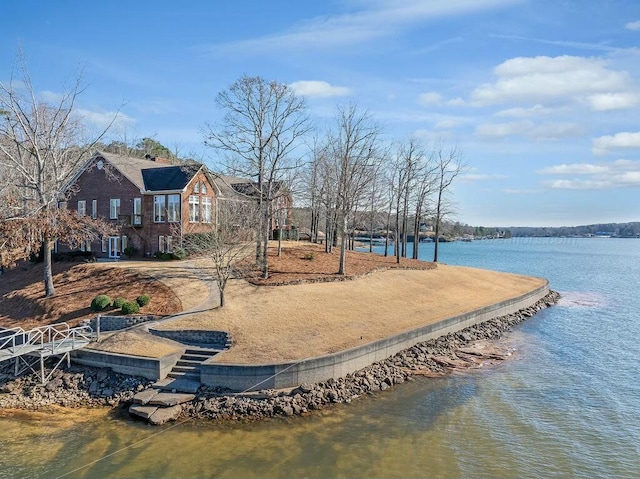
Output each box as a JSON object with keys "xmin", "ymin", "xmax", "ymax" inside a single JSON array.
[
  {"xmin": 121, "ymin": 235, "xmax": 128, "ymax": 251},
  {"xmin": 101, "ymin": 236, "xmax": 107, "ymax": 253},
  {"xmin": 154, "ymin": 195, "xmax": 166, "ymax": 222},
  {"xmin": 167, "ymin": 194, "xmax": 180, "ymax": 222},
  {"xmin": 158, "ymin": 235, "xmax": 165, "ymax": 253},
  {"xmin": 201, "ymin": 182, "xmax": 207, "ymax": 194},
  {"xmin": 166, "ymin": 236, "xmax": 173, "ymax": 253},
  {"xmin": 202, "ymin": 197, "xmax": 212, "ymax": 223},
  {"xmin": 79, "ymin": 239, "xmax": 91, "ymax": 252},
  {"xmin": 110, "ymin": 199, "xmax": 120, "ymax": 219},
  {"xmin": 189, "ymin": 195, "xmax": 200, "ymax": 222},
  {"xmin": 193, "ymin": 181, "xmax": 200, "ymax": 193},
  {"xmin": 133, "ymin": 198, "xmax": 142, "ymax": 225},
  {"xmin": 77, "ymin": 200, "xmax": 86, "ymax": 217},
  {"xmin": 92, "ymin": 199, "xmax": 98, "ymax": 219}
]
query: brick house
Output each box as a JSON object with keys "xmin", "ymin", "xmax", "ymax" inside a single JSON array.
[
  {"xmin": 61, "ymin": 152, "xmax": 219, "ymax": 259},
  {"xmin": 60, "ymin": 152, "xmax": 294, "ymax": 259}
]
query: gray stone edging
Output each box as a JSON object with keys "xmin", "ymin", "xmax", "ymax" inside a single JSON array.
[{"xmin": 200, "ymin": 282, "xmax": 550, "ymax": 392}]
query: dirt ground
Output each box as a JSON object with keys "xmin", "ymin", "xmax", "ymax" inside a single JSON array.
[{"xmin": 0, "ymin": 261, "xmax": 182, "ymax": 330}]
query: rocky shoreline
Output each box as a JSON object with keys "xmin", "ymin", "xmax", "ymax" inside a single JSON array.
[{"xmin": 0, "ymin": 291, "xmax": 560, "ymax": 423}]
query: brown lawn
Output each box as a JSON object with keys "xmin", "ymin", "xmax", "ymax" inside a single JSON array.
[{"xmin": 0, "ymin": 243, "xmax": 548, "ymax": 363}]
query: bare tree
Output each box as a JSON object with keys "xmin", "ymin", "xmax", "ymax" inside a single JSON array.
[
  {"xmin": 180, "ymin": 200, "xmax": 258, "ymax": 308},
  {"xmin": 432, "ymin": 145, "xmax": 464, "ymax": 263},
  {"xmin": 0, "ymin": 54, "xmax": 117, "ymax": 296},
  {"xmin": 204, "ymin": 75, "xmax": 311, "ymax": 279},
  {"xmin": 328, "ymin": 104, "xmax": 380, "ymax": 275}
]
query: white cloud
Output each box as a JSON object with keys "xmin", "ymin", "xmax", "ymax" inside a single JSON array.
[
  {"xmin": 502, "ymin": 188, "xmax": 541, "ymax": 194},
  {"xmin": 539, "ymin": 159, "xmax": 640, "ymax": 189},
  {"xmin": 592, "ymin": 131, "xmax": 640, "ymax": 155},
  {"xmin": 587, "ymin": 92, "xmax": 640, "ymax": 110},
  {"xmin": 625, "ymin": 20, "xmax": 640, "ymax": 31},
  {"xmin": 39, "ymin": 90, "xmax": 65, "ymax": 104},
  {"xmin": 538, "ymin": 163, "xmax": 609, "ymax": 175},
  {"xmin": 544, "ymin": 179, "xmax": 613, "ymax": 189},
  {"xmin": 495, "ymin": 104, "xmax": 555, "ymax": 118},
  {"xmin": 447, "ymin": 97, "xmax": 466, "ymax": 106},
  {"xmin": 207, "ymin": 0, "xmax": 519, "ymax": 54},
  {"xmin": 434, "ymin": 119, "xmax": 460, "ymax": 129},
  {"xmin": 475, "ymin": 120, "xmax": 584, "ymax": 140},
  {"xmin": 289, "ymin": 80, "xmax": 350, "ymax": 98},
  {"xmin": 470, "ymin": 55, "xmax": 636, "ymax": 110},
  {"xmin": 418, "ymin": 91, "xmax": 442, "ymax": 106},
  {"xmin": 77, "ymin": 109, "xmax": 135, "ymax": 130},
  {"xmin": 460, "ymin": 172, "xmax": 508, "ymax": 181}
]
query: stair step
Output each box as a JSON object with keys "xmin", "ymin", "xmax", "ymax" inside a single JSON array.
[
  {"xmin": 176, "ymin": 359, "xmax": 204, "ymax": 367},
  {"xmin": 182, "ymin": 354, "xmax": 211, "ymax": 362},
  {"xmin": 172, "ymin": 365, "xmax": 198, "ymax": 373},
  {"xmin": 168, "ymin": 371, "xmax": 200, "ymax": 380}
]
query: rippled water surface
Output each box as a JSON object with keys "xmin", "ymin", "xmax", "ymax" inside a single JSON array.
[{"xmin": 1, "ymin": 238, "xmax": 639, "ymax": 478}]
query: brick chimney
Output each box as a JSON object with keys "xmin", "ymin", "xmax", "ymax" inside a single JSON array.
[{"xmin": 144, "ymin": 154, "xmax": 172, "ymax": 164}]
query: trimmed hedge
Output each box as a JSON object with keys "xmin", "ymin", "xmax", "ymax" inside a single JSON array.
[
  {"xmin": 121, "ymin": 301, "xmax": 140, "ymax": 315},
  {"xmin": 91, "ymin": 294, "xmax": 112, "ymax": 312},
  {"xmin": 136, "ymin": 294, "xmax": 151, "ymax": 307},
  {"xmin": 113, "ymin": 297, "xmax": 127, "ymax": 309}
]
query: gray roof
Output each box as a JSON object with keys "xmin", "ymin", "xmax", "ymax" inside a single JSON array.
[
  {"xmin": 141, "ymin": 164, "xmax": 201, "ymax": 191},
  {"xmin": 210, "ymin": 173, "xmax": 254, "ymax": 199},
  {"xmin": 98, "ymin": 152, "xmax": 201, "ymax": 193}
]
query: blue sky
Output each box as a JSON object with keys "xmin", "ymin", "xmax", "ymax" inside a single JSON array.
[{"xmin": 2, "ymin": 0, "xmax": 640, "ymax": 227}]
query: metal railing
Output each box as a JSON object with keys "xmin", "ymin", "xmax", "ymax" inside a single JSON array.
[{"xmin": 0, "ymin": 323, "xmax": 95, "ymax": 361}]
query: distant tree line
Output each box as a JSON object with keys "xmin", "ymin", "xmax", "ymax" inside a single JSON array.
[{"xmin": 507, "ymin": 222, "xmax": 640, "ymax": 238}]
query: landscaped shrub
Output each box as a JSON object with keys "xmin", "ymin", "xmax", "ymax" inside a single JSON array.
[
  {"xmin": 302, "ymin": 251, "xmax": 315, "ymax": 261},
  {"xmin": 123, "ymin": 246, "xmax": 137, "ymax": 258},
  {"xmin": 113, "ymin": 297, "xmax": 127, "ymax": 309},
  {"xmin": 91, "ymin": 294, "xmax": 112, "ymax": 312},
  {"xmin": 121, "ymin": 301, "xmax": 140, "ymax": 315},
  {"xmin": 136, "ymin": 294, "xmax": 151, "ymax": 307},
  {"xmin": 172, "ymin": 247, "xmax": 187, "ymax": 260}
]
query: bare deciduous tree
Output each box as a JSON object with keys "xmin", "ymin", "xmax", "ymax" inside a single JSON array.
[
  {"xmin": 180, "ymin": 200, "xmax": 259, "ymax": 308},
  {"xmin": 204, "ymin": 75, "xmax": 311, "ymax": 279},
  {"xmin": 0, "ymin": 54, "xmax": 117, "ymax": 296},
  {"xmin": 432, "ymin": 145, "xmax": 464, "ymax": 262},
  {"xmin": 328, "ymin": 104, "xmax": 380, "ymax": 275}
]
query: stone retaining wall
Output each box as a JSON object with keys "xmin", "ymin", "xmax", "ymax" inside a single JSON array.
[
  {"xmin": 201, "ymin": 282, "xmax": 549, "ymax": 391},
  {"xmin": 90, "ymin": 315, "xmax": 158, "ymax": 332},
  {"xmin": 149, "ymin": 329, "xmax": 231, "ymax": 348}
]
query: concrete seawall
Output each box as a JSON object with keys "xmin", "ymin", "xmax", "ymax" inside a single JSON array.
[
  {"xmin": 201, "ymin": 281, "xmax": 549, "ymax": 391},
  {"xmin": 72, "ymin": 348, "xmax": 183, "ymax": 380}
]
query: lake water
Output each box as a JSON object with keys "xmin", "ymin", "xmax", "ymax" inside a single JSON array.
[{"xmin": 1, "ymin": 238, "xmax": 639, "ymax": 478}]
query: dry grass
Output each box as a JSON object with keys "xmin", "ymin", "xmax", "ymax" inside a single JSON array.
[
  {"xmin": 1, "ymin": 243, "xmax": 547, "ymax": 363},
  {"xmin": 87, "ymin": 330, "xmax": 182, "ymax": 358},
  {"xmin": 156, "ymin": 259, "xmax": 546, "ymax": 364}
]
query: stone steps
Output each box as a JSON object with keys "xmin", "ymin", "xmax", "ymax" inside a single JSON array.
[{"xmin": 129, "ymin": 346, "xmax": 221, "ymax": 425}]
